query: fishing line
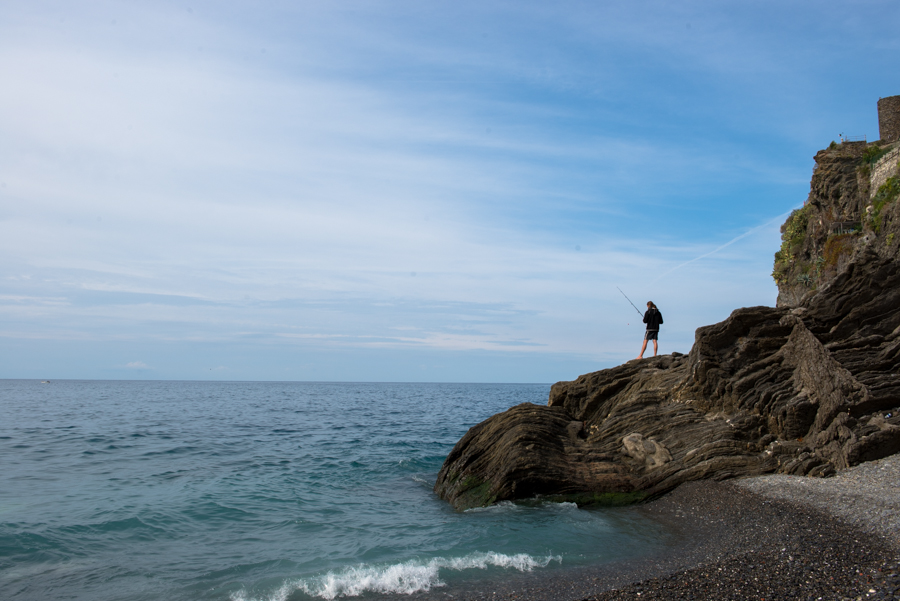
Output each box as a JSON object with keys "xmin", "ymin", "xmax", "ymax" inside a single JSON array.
[{"xmin": 616, "ymin": 287, "xmax": 644, "ymax": 317}]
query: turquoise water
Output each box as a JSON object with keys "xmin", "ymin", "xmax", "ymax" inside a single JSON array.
[{"xmin": 0, "ymin": 380, "xmax": 675, "ymax": 601}]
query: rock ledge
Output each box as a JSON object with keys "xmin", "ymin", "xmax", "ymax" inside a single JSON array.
[{"xmin": 435, "ymin": 137, "xmax": 900, "ymax": 511}]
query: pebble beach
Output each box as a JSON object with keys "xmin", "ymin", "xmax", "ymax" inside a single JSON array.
[{"xmin": 410, "ymin": 454, "xmax": 900, "ymax": 601}]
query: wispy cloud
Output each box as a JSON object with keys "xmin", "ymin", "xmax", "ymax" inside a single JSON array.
[{"xmin": 0, "ymin": 0, "xmax": 894, "ymax": 380}]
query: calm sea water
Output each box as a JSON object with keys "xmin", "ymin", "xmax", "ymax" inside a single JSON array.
[{"xmin": 0, "ymin": 380, "xmax": 677, "ymax": 601}]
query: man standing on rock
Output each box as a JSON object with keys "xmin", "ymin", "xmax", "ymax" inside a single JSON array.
[{"xmin": 638, "ymin": 301, "xmax": 663, "ymax": 359}]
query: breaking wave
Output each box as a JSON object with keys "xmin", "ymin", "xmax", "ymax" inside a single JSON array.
[{"xmin": 230, "ymin": 551, "xmax": 561, "ymax": 600}]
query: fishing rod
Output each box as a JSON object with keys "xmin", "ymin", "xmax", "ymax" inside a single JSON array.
[{"xmin": 616, "ymin": 287, "xmax": 644, "ymax": 317}]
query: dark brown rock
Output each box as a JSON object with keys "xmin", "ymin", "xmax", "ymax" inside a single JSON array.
[
  {"xmin": 434, "ymin": 135, "xmax": 900, "ymax": 511},
  {"xmin": 432, "ymin": 403, "xmax": 641, "ymax": 510}
]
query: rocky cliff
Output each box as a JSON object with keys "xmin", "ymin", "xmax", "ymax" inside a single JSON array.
[
  {"xmin": 434, "ymin": 138, "xmax": 900, "ymax": 511},
  {"xmin": 773, "ymin": 139, "xmax": 900, "ymax": 306}
]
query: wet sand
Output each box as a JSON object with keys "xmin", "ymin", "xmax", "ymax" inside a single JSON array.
[{"xmin": 407, "ymin": 455, "xmax": 900, "ymax": 601}]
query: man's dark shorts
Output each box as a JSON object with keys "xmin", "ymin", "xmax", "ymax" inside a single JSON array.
[{"xmin": 645, "ymin": 330, "xmax": 659, "ymax": 340}]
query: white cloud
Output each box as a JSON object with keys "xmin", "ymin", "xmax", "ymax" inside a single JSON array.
[{"xmin": 3, "ymin": 0, "xmax": 886, "ymax": 380}]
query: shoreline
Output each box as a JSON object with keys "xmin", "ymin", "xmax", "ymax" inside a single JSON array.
[{"xmin": 404, "ymin": 455, "xmax": 900, "ymax": 601}]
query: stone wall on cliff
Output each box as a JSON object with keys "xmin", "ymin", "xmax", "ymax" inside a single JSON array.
[{"xmin": 870, "ymin": 146, "xmax": 900, "ymax": 199}]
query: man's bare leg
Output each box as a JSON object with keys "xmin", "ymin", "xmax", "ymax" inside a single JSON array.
[
  {"xmin": 652, "ymin": 339, "xmax": 658, "ymax": 356},
  {"xmin": 637, "ymin": 339, "xmax": 648, "ymax": 359}
]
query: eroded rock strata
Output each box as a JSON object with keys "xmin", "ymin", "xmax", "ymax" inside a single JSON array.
[{"xmin": 435, "ymin": 136, "xmax": 900, "ymax": 511}]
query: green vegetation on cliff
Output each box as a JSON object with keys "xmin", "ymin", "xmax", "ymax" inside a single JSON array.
[
  {"xmin": 858, "ymin": 144, "xmax": 891, "ymax": 177},
  {"xmin": 868, "ymin": 176, "xmax": 900, "ymax": 233},
  {"xmin": 772, "ymin": 205, "xmax": 811, "ymax": 285},
  {"xmin": 772, "ymin": 141, "xmax": 899, "ymax": 304}
]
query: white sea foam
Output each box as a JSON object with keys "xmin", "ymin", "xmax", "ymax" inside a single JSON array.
[
  {"xmin": 542, "ymin": 501, "xmax": 579, "ymax": 511},
  {"xmin": 465, "ymin": 499, "xmax": 579, "ymax": 514},
  {"xmin": 230, "ymin": 552, "xmax": 561, "ymax": 601},
  {"xmin": 464, "ymin": 500, "xmax": 518, "ymax": 513}
]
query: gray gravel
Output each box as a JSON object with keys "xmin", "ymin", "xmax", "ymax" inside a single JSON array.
[
  {"xmin": 581, "ymin": 456, "xmax": 900, "ymax": 601},
  {"xmin": 403, "ymin": 456, "xmax": 900, "ymax": 601},
  {"xmin": 734, "ymin": 453, "xmax": 900, "ymax": 548}
]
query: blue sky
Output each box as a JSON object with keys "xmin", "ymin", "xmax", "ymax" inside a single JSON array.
[{"xmin": 1, "ymin": 1, "xmax": 897, "ymax": 382}]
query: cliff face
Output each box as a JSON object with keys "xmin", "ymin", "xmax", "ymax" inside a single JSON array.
[
  {"xmin": 434, "ymin": 140, "xmax": 900, "ymax": 511},
  {"xmin": 774, "ymin": 139, "xmax": 900, "ymax": 307}
]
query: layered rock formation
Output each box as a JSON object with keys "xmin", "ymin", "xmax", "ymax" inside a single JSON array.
[{"xmin": 435, "ymin": 136, "xmax": 900, "ymax": 511}]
